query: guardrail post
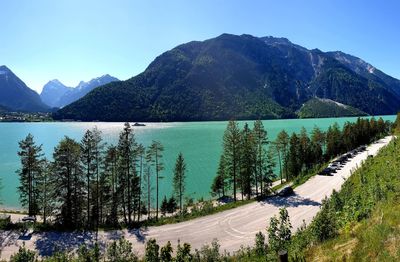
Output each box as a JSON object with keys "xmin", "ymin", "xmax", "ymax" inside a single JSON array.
[{"xmin": 278, "ymin": 250, "xmax": 288, "ymax": 262}]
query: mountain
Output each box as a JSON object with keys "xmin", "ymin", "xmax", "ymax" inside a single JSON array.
[
  {"xmin": 40, "ymin": 80, "xmax": 73, "ymax": 108},
  {"xmin": 327, "ymin": 51, "xmax": 400, "ymax": 96},
  {"xmin": 53, "ymin": 34, "xmax": 400, "ymax": 121},
  {"xmin": 0, "ymin": 104, "xmax": 10, "ymax": 113},
  {"xmin": 0, "ymin": 66, "xmax": 49, "ymax": 112},
  {"xmin": 298, "ymin": 98, "xmax": 367, "ymax": 118},
  {"xmin": 40, "ymin": 75, "xmax": 119, "ymax": 108}
]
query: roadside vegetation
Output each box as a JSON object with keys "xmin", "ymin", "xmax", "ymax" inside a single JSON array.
[
  {"xmin": 211, "ymin": 117, "xmax": 389, "ymax": 200},
  {"xmin": 6, "ymin": 117, "xmax": 389, "ymax": 231},
  {"xmin": 0, "ymin": 116, "xmax": 393, "ymax": 260}
]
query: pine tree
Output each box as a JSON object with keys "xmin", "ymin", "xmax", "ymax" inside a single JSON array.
[
  {"xmin": 173, "ymin": 153, "xmax": 186, "ymax": 213},
  {"xmin": 36, "ymin": 159, "xmax": 54, "ymax": 224},
  {"xmin": 211, "ymin": 156, "xmax": 227, "ymax": 198},
  {"xmin": 240, "ymin": 123, "xmax": 255, "ymax": 199},
  {"xmin": 263, "ymin": 146, "xmax": 276, "ymax": 194},
  {"xmin": 143, "ymin": 164, "xmax": 153, "ymax": 220},
  {"xmin": 17, "ymin": 134, "xmax": 43, "ymax": 217},
  {"xmin": 311, "ymin": 126, "xmax": 325, "ymax": 163},
  {"xmin": 103, "ymin": 146, "xmax": 118, "ymax": 226},
  {"xmin": 117, "ymin": 122, "xmax": 136, "ymax": 225},
  {"xmin": 17, "ymin": 134, "xmax": 44, "ymax": 217},
  {"xmin": 326, "ymin": 123, "xmax": 342, "ymax": 159},
  {"xmin": 91, "ymin": 127, "xmax": 105, "ymax": 231},
  {"xmin": 80, "ymin": 130, "xmax": 95, "ymax": 227},
  {"xmin": 222, "ymin": 120, "xmax": 241, "ymax": 201},
  {"xmin": 146, "ymin": 140, "xmax": 164, "ymax": 219},
  {"xmin": 299, "ymin": 127, "xmax": 312, "ymax": 170},
  {"xmin": 253, "ymin": 120, "xmax": 268, "ymax": 196},
  {"xmin": 136, "ymin": 144, "xmax": 145, "ymax": 222},
  {"xmin": 53, "ymin": 136, "xmax": 84, "ymax": 228},
  {"xmin": 286, "ymin": 133, "xmax": 301, "ymax": 180},
  {"xmin": 211, "ymin": 173, "xmax": 224, "ymax": 198},
  {"xmin": 160, "ymin": 196, "xmax": 168, "ymax": 216},
  {"xmin": 275, "ymin": 130, "xmax": 289, "ymax": 182}
]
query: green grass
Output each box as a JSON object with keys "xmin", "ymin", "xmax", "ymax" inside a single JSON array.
[
  {"xmin": 143, "ymin": 199, "xmax": 255, "ymax": 227},
  {"xmin": 295, "ymin": 137, "xmax": 400, "ymax": 261}
]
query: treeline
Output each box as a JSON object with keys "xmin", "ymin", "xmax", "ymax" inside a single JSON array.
[
  {"xmin": 211, "ymin": 117, "xmax": 390, "ymax": 200},
  {"xmin": 10, "ymin": 129, "xmax": 396, "ymax": 261},
  {"xmin": 16, "ymin": 123, "xmax": 187, "ymax": 229}
]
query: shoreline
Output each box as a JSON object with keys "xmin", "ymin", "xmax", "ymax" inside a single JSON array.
[
  {"xmin": 0, "ymin": 113, "xmax": 395, "ymax": 124},
  {"xmin": 0, "ymin": 136, "xmax": 393, "ymax": 260}
]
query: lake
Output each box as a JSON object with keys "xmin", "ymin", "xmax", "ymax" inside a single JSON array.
[{"xmin": 0, "ymin": 115, "xmax": 395, "ymax": 210}]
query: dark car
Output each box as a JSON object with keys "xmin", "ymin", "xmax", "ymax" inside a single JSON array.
[
  {"xmin": 327, "ymin": 167, "xmax": 337, "ymax": 173},
  {"xmin": 318, "ymin": 169, "xmax": 333, "ymax": 176},
  {"xmin": 22, "ymin": 216, "xmax": 36, "ymax": 222},
  {"xmin": 278, "ymin": 186, "xmax": 294, "ymax": 197}
]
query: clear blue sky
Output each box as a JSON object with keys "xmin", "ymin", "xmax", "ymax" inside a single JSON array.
[{"xmin": 1, "ymin": 0, "xmax": 399, "ymax": 93}]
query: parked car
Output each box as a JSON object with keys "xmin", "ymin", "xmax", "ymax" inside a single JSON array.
[
  {"xmin": 318, "ymin": 169, "xmax": 333, "ymax": 176},
  {"xmin": 278, "ymin": 186, "xmax": 294, "ymax": 197},
  {"xmin": 22, "ymin": 216, "xmax": 36, "ymax": 222}
]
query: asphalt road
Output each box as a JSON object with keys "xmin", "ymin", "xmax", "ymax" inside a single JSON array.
[{"xmin": 0, "ymin": 136, "xmax": 392, "ymax": 259}]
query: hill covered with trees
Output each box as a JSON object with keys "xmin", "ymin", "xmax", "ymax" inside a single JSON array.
[
  {"xmin": 53, "ymin": 34, "xmax": 400, "ymax": 121},
  {"xmin": 298, "ymin": 98, "xmax": 367, "ymax": 118}
]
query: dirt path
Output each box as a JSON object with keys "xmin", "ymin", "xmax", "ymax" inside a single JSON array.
[{"xmin": 0, "ymin": 136, "xmax": 392, "ymax": 260}]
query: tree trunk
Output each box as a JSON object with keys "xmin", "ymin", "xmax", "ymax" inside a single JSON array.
[{"xmin": 156, "ymin": 152, "xmax": 159, "ymax": 220}]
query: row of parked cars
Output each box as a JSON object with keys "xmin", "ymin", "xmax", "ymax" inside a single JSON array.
[{"xmin": 318, "ymin": 145, "xmax": 367, "ymax": 176}]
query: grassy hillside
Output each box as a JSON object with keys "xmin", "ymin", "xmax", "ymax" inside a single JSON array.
[
  {"xmin": 298, "ymin": 98, "xmax": 367, "ymax": 118},
  {"xmin": 301, "ymin": 137, "xmax": 400, "ymax": 261}
]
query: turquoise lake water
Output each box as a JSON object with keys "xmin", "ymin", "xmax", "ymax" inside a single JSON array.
[{"xmin": 0, "ymin": 115, "xmax": 395, "ymax": 209}]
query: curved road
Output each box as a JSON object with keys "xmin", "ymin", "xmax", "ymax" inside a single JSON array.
[{"xmin": 0, "ymin": 136, "xmax": 392, "ymax": 259}]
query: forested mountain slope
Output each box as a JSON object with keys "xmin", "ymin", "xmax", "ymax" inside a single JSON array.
[{"xmin": 54, "ymin": 34, "xmax": 400, "ymax": 121}]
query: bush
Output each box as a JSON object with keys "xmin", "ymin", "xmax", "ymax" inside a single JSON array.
[
  {"xmin": 10, "ymin": 244, "xmax": 37, "ymax": 262},
  {"xmin": 198, "ymin": 239, "xmax": 221, "ymax": 262},
  {"xmin": 254, "ymin": 231, "xmax": 266, "ymax": 256},
  {"xmin": 107, "ymin": 237, "xmax": 138, "ymax": 262},
  {"xmin": 145, "ymin": 238, "xmax": 159, "ymax": 262},
  {"xmin": 176, "ymin": 241, "xmax": 192, "ymax": 262},
  {"xmin": 160, "ymin": 241, "xmax": 173, "ymax": 262},
  {"xmin": 267, "ymin": 207, "xmax": 292, "ymax": 253}
]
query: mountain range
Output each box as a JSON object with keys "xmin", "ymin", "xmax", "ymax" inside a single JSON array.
[
  {"xmin": 0, "ymin": 65, "xmax": 49, "ymax": 112},
  {"xmin": 40, "ymin": 75, "xmax": 119, "ymax": 108},
  {"xmin": 53, "ymin": 34, "xmax": 400, "ymax": 121}
]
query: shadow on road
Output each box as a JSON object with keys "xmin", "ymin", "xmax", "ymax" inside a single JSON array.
[
  {"xmin": 127, "ymin": 227, "xmax": 148, "ymax": 243},
  {"xmin": 261, "ymin": 193, "xmax": 321, "ymax": 208},
  {"xmin": 35, "ymin": 231, "xmax": 101, "ymax": 257},
  {"xmin": 0, "ymin": 230, "xmax": 19, "ymax": 247}
]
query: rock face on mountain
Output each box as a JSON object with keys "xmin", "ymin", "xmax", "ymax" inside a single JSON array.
[
  {"xmin": 0, "ymin": 66, "xmax": 49, "ymax": 112},
  {"xmin": 40, "ymin": 80, "xmax": 73, "ymax": 108},
  {"xmin": 54, "ymin": 34, "xmax": 400, "ymax": 121},
  {"xmin": 40, "ymin": 75, "xmax": 119, "ymax": 108}
]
